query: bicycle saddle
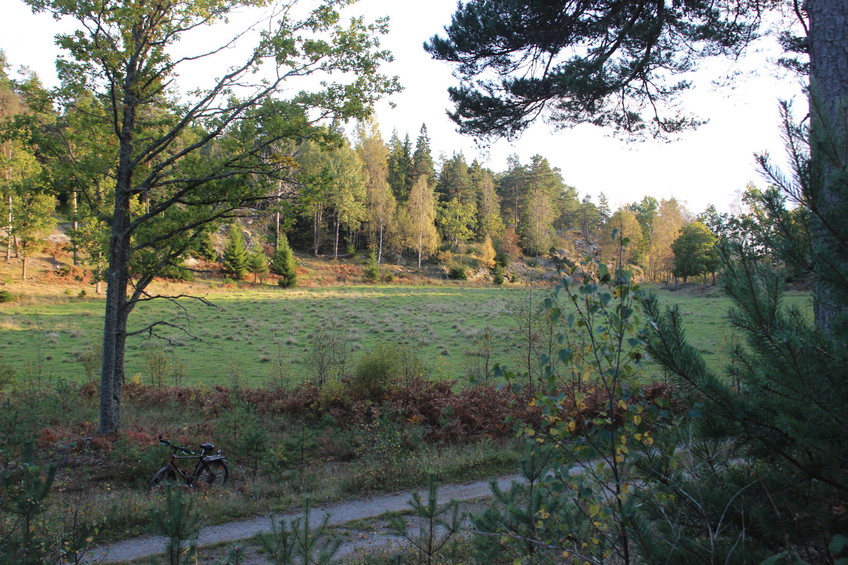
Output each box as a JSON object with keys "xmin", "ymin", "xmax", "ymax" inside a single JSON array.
[{"xmin": 199, "ymin": 442, "xmax": 215, "ymax": 452}]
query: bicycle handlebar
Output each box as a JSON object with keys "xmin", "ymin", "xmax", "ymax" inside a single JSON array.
[{"xmin": 158, "ymin": 435, "xmax": 193, "ymax": 455}]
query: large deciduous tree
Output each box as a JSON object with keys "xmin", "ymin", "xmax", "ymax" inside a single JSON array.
[
  {"xmin": 29, "ymin": 0, "xmax": 396, "ymax": 433},
  {"xmin": 671, "ymin": 221, "xmax": 720, "ymax": 283}
]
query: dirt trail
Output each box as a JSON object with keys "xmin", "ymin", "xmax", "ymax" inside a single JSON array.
[{"xmin": 85, "ymin": 474, "xmax": 524, "ymax": 564}]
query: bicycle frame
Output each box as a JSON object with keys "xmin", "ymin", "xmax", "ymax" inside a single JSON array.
[{"xmin": 151, "ymin": 437, "xmax": 228, "ymax": 489}]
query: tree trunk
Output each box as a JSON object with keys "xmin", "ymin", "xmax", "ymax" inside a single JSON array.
[
  {"xmin": 377, "ymin": 223, "xmax": 384, "ymax": 265},
  {"xmin": 99, "ymin": 192, "xmax": 132, "ymax": 434},
  {"xmin": 333, "ymin": 213, "xmax": 340, "ymax": 260},
  {"xmin": 312, "ymin": 207, "xmax": 322, "ymax": 255},
  {"xmin": 99, "ymin": 62, "xmax": 138, "ymax": 435},
  {"xmin": 417, "ymin": 229, "xmax": 423, "ymax": 270},
  {"xmin": 5, "ymin": 192, "xmax": 11, "ymax": 263},
  {"xmin": 808, "ymin": 0, "xmax": 848, "ymax": 331},
  {"xmin": 71, "ymin": 189, "xmax": 79, "ymax": 266}
]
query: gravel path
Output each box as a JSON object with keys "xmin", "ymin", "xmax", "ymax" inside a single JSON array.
[{"xmin": 85, "ymin": 474, "xmax": 525, "ymax": 564}]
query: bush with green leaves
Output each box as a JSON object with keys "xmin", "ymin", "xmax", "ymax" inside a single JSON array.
[
  {"xmin": 308, "ymin": 320, "xmax": 349, "ymax": 388},
  {"xmin": 349, "ymin": 413, "xmax": 425, "ymax": 491},
  {"xmin": 215, "ymin": 393, "xmax": 268, "ymax": 477},
  {"xmin": 0, "ymin": 289, "xmax": 15, "ymax": 303},
  {"xmin": 447, "ymin": 265, "xmax": 467, "ymax": 280},
  {"xmin": 352, "ymin": 342, "xmax": 423, "ymax": 400},
  {"xmin": 491, "ymin": 264, "xmax": 504, "ymax": 285},
  {"xmin": 159, "ymin": 263, "xmax": 195, "ymax": 281}
]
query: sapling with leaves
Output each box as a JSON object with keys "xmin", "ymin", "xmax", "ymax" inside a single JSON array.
[{"xmin": 490, "ymin": 252, "xmax": 669, "ymax": 564}]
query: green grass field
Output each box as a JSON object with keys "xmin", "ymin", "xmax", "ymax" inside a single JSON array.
[{"xmin": 0, "ymin": 282, "xmax": 813, "ymax": 388}]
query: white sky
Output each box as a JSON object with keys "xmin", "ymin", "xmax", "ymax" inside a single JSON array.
[{"xmin": 1, "ymin": 0, "xmax": 807, "ymax": 213}]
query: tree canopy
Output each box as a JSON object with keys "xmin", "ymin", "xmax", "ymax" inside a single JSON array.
[{"xmin": 426, "ymin": 0, "xmax": 770, "ymax": 139}]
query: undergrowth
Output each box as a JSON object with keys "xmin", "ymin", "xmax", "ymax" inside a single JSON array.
[{"xmin": 0, "ymin": 372, "xmax": 673, "ymax": 550}]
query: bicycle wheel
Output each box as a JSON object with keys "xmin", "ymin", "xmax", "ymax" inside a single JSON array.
[
  {"xmin": 195, "ymin": 461, "xmax": 228, "ymax": 487},
  {"xmin": 147, "ymin": 466, "xmax": 177, "ymax": 493}
]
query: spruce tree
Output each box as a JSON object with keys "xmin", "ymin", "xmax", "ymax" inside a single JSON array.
[
  {"xmin": 221, "ymin": 224, "xmax": 248, "ymax": 280},
  {"xmin": 246, "ymin": 246, "xmax": 268, "ymax": 284},
  {"xmin": 272, "ymin": 234, "xmax": 297, "ymax": 288}
]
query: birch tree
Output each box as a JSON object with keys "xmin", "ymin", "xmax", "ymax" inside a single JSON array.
[
  {"xmin": 356, "ymin": 117, "xmax": 396, "ymax": 264},
  {"xmin": 402, "ymin": 175, "xmax": 438, "ymax": 269}
]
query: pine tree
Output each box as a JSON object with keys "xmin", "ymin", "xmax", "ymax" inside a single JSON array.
[
  {"xmin": 639, "ymin": 109, "xmax": 848, "ymax": 561},
  {"xmin": 222, "ymin": 224, "xmax": 248, "ymax": 280},
  {"xmin": 471, "ymin": 162, "xmax": 504, "ymax": 239},
  {"xmin": 272, "ymin": 234, "xmax": 297, "ymax": 288}
]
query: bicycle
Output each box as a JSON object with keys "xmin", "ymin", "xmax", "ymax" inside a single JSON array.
[{"xmin": 148, "ymin": 436, "xmax": 229, "ymax": 493}]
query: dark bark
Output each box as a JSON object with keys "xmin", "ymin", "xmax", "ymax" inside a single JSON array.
[
  {"xmin": 807, "ymin": 0, "xmax": 848, "ymax": 331},
  {"xmin": 99, "ymin": 53, "xmax": 138, "ymax": 434}
]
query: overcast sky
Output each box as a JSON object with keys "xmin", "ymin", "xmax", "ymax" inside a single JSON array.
[{"xmin": 1, "ymin": 0, "xmax": 806, "ymax": 214}]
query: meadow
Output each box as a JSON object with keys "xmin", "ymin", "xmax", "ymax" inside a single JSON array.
[
  {"xmin": 0, "ymin": 277, "xmax": 815, "ymax": 560},
  {"xmin": 0, "ymin": 281, "xmax": 813, "ymax": 388}
]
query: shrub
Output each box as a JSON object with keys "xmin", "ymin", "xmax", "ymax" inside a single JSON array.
[
  {"xmin": 0, "ymin": 289, "xmax": 15, "ymax": 303},
  {"xmin": 492, "ymin": 265, "xmax": 505, "ymax": 285},
  {"xmin": 307, "ymin": 321, "xmax": 348, "ymax": 388},
  {"xmin": 352, "ymin": 342, "xmax": 406, "ymax": 400},
  {"xmin": 448, "ymin": 265, "xmax": 467, "ymax": 280},
  {"xmin": 0, "ymin": 364, "xmax": 15, "ymax": 391}
]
